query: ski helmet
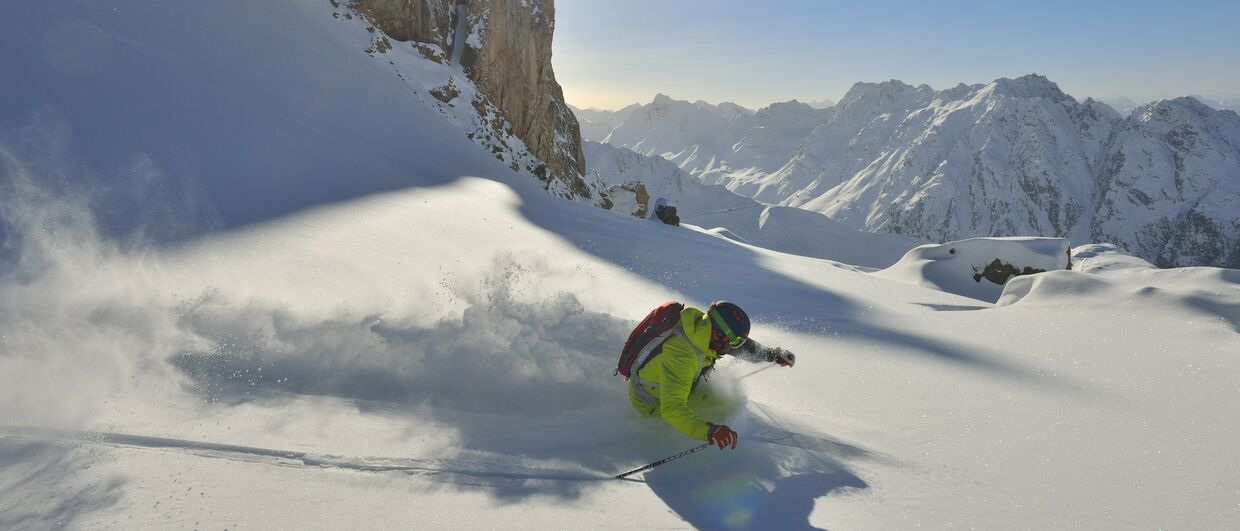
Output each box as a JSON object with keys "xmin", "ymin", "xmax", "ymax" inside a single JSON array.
[{"xmin": 708, "ymin": 301, "xmax": 749, "ymax": 351}]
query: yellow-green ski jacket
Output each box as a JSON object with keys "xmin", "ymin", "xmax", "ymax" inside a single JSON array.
[{"xmin": 628, "ymin": 306, "xmax": 721, "ymax": 441}]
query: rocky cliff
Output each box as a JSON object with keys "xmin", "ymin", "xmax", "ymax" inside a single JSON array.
[{"xmin": 348, "ymin": 0, "xmax": 590, "ymax": 200}]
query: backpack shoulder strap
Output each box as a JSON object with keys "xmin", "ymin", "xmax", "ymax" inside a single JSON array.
[
  {"xmin": 671, "ymin": 326, "xmax": 705, "ymax": 367},
  {"xmin": 630, "ymin": 324, "xmax": 706, "ymax": 405}
]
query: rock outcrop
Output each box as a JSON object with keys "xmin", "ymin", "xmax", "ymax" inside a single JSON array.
[
  {"xmin": 604, "ymin": 182, "xmax": 650, "ymax": 219},
  {"xmin": 349, "ymin": 0, "xmax": 590, "ymax": 200}
]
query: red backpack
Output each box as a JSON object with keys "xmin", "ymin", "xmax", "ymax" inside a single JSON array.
[{"xmin": 615, "ymin": 301, "xmax": 685, "ymax": 378}]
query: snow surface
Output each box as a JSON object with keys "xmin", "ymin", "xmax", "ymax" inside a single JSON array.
[
  {"xmin": 1069, "ymin": 242, "xmax": 1158, "ymax": 273},
  {"xmin": 2, "ymin": 2, "xmax": 1240, "ymax": 530}
]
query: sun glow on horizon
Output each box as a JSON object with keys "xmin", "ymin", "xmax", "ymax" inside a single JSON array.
[{"xmin": 553, "ymin": 0, "xmax": 1240, "ymax": 111}]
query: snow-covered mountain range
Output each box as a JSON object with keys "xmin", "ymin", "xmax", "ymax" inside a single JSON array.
[
  {"xmin": 582, "ymin": 95, "xmax": 829, "ymax": 181},
  {"xmin": 1102, "ymin": 95, "xmax": 1240, "ymax": 116},
  {"xmin": 582, "ymin": 77, "xmax": 1240, "ymax": 269}
]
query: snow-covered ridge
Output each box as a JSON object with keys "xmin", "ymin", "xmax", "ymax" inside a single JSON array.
[
  {"xmin": 1188, "ymin": 95, "xmax": 1240, "ymax": 114},
  {"xmin": 584, "ymin": 95, "xmax": 829, "ymax": 186}
]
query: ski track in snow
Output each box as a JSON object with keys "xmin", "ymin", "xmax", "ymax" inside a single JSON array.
[
  {"xmin": 0, "ymin": 426, "xmax": 606, "ymax": 484},
  {"xmin": 0, "ymin": 420, "xmax": 877, "ymax": 488}
]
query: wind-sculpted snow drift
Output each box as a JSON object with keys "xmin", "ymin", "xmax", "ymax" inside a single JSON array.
[
  {"xmin": 877, "ymin": 237, "xmax": 1071, "ymax": 302},
  {"xmin": 998, "ymin": 252, "xmax": 1240, "ymax": 333}
]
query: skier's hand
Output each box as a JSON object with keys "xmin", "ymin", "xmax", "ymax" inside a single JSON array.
[
  {"xmin": 767, "ymin": 348, "xmax": 795, "ymax": 367},
  {"xmin": 776, "ymin": 350, "xmax": 795, "ymax": 367},
  {"xmin": 707, "ymin": 424, "xmax": 738, "ymax": 450}
]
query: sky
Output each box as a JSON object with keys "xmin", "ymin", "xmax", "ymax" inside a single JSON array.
[{"xmin": 552, "ymin": 0, "xmax": 1240, "ymax": 110}]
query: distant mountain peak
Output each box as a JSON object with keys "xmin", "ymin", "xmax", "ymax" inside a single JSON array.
[
  {"xmin": 1132, "ymin": 96, "xmax": 1227, "ymax": 127},
  {"xmin": 838, "ymin": 79, "xmax": 934, "ymax": 108},
  {"xmin": 805, "ymin": 98, "xmax": 835, "ymax": 110},
  {"xmin": 982, "ymin": 74, "xmax": 1071, "ymax": 101},
  {"xmin": 846, "ymin": 79, "xmax": 914, "ymax": 95},
  {"xmin": 716, "ymin": 101, "xmax": 754, "ymax": 116},
  {"xmin": 1186, "ymin": 94, "xmax": 1240, "ymax": 113},
  {"xmin": 761, "ymin": 100, "xmax": 816, "ymax": 113},
  {"xmin": 1151, "ymin": 95, "xmax": 1215, "ymax": 113}
]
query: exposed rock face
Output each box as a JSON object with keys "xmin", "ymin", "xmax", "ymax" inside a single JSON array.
[
  {"xmin": 653, "ymin": 203, "xmax": 679, "ymax": 226},
  {"xmin": 347, "ymin": 0, "xmax": 451, "ymax": 49},
  {"xmin": 350, "ymin": 0, "xmax": 589, "ymax": 199},
  {"xmin": 973, "ymin": 259, "xmax": 1047, "ymax": 285},
  {"xmin": 467, "ymin": 1, "xmax": 587, "ymax": 195},
  {"xmin": 605, "ymin": 182, "xmax": 650, "ymax": 219}
]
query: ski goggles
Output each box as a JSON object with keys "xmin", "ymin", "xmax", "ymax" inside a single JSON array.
[{"xmin": 709, "ymin": 307, "xmax": 747, "ymax": 349}]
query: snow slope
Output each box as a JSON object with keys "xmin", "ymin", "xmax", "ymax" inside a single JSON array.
[
  {"xmin": 584, "ymin": 140, "xmax": 925, "ymax": 269},
  {"xmin": 5, "ymin": 156, "xmax": 1239, "ymax": 529},
  {"xmin": 3, "ymin": 2, "xmax": 1240, "ymax": 530},
  {"xmin": 0, "ymin": 0, "xmax": 587, "ymax": 247}
]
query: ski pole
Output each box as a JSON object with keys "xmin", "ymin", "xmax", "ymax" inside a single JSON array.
[
  {"xmin": 737, "ymin": 363, "xmax": 776, "ymax": 381},
  {"xmin": 614, "ymin": 443, "xmax": 711, "ymax": 479}
]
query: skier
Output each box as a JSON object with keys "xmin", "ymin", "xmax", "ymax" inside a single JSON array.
[{"xmin": 625, "ymin": 301, "xmax": 794, "ymax": 450}]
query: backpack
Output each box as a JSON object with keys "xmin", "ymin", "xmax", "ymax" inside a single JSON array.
[{"xmin": 615, "ymin": 301, "xmax": 684, "ymax": 378}]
